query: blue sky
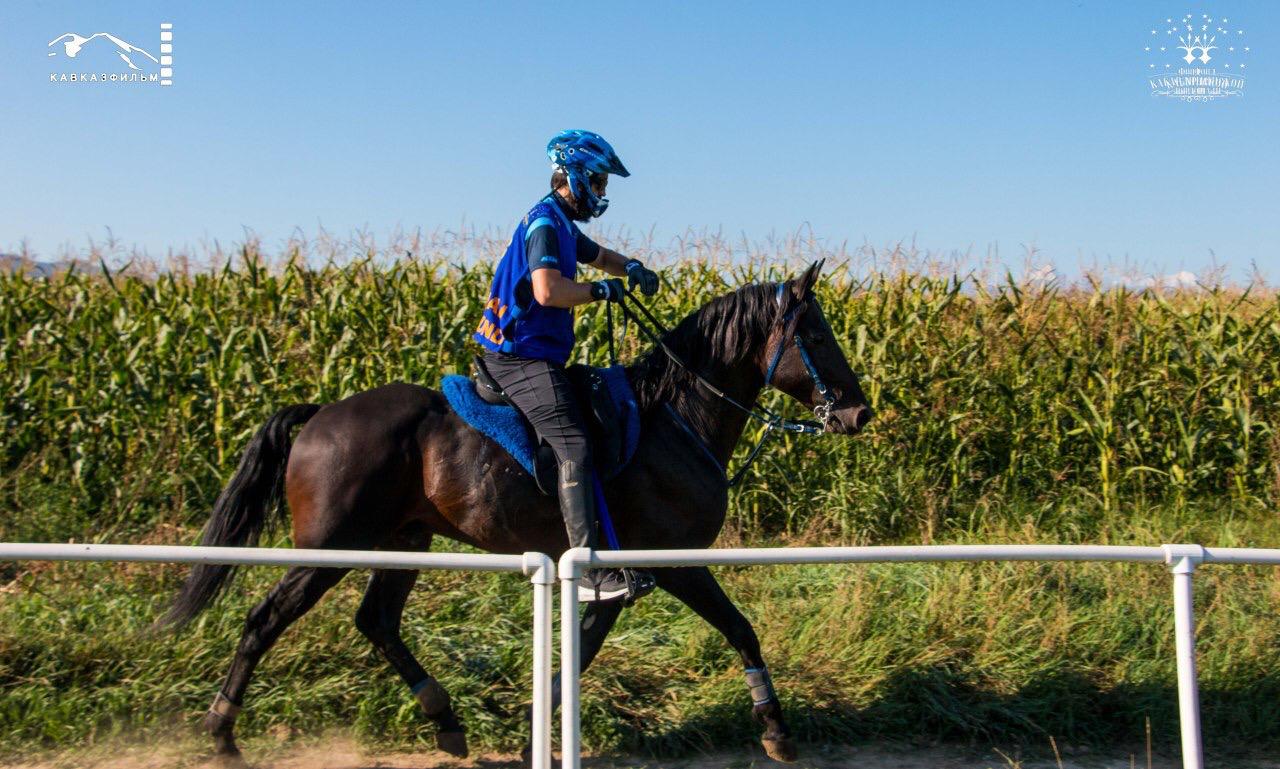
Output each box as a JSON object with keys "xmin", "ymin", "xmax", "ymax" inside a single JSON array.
[{"xmin": 2, "ymin": 1, "xmax": 1276, "ymax": 279}]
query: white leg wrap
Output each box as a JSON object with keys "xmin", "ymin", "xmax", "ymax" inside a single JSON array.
[
  {"xmin": 208, "ymin": 691, "xmax": 241, "ymax": 721},
  {"xmin": 412, "ymin": 676, "xmax": 450, "ymax": 716},
  {"xmin": 744, "ymin": 666, "xmax": 776, "ymax": 706}
]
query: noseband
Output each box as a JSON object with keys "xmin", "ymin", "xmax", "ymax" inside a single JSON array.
[{"xmin": 613, "ymin": 282, "xmax": 838, "ymax": 486}]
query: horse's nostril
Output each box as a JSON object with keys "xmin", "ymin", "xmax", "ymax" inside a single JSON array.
[{"xmin": 852, "ymin": 405, "xmax": 873, "ymax": 431}]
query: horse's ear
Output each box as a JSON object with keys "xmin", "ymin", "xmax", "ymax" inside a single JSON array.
[{"xmin": 791, "ymin": 259, "xmax": 825, "ymax": 302}]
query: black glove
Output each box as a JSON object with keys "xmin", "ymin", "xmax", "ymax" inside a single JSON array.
[
  {"xmin": 624, "ymin": 259, "xmax": 660, "ymax": 296},
  {"xmin": 590, "ymin": 278, "xmax": 625, "ymax": 302}
]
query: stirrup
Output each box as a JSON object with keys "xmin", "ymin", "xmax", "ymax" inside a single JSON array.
[
  {"xmin": 578, "ymin": 568, "xmax": 655, "ymax": 605},
  {"xmin": 620, "ymin": 568, "xmax": 656, "ymax": 606}
]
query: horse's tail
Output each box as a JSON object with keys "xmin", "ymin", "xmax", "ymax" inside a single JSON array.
[{"xmin": 158, "ymin": 403, "xmax": 321, "ymax": 629}]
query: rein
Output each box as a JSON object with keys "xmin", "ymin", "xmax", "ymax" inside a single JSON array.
[{"xmin": 613, "ymin": 283, "xmax": 837, "ymax": 487}]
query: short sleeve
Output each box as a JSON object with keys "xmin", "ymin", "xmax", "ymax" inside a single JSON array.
[
  {"xmin": 576, "ymin": 230, "xmax": 601, "ymax": 264},
  {"xmin": 525, "ymin": 221, "xmax": 560, "ymax": 272}
]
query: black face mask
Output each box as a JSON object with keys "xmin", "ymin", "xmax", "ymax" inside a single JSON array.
[
  {"xmin": 568, "ymin": 197, "xmax": 595, "ymax": 222},
  {"xmin": 555, "ymin": 188, "xmax": 595, "ymax": 222}
]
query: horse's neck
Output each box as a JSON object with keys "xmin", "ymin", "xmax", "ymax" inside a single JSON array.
[{"xmin": 664, "ymin": 357, "xmax": 766, "ymax": 471}]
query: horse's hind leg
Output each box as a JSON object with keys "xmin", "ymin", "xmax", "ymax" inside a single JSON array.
[
  {"xmin": 355, "ymin": 563, "xmax": 469, "ymax": 758},
  {"xmin": 521, "ymin": 600, "xmax": 624, "ymax": 764},
  {"xmin": 203, "ymin": 565, "xmax": 348, "ymax": 763},
  {"xmin": 654, "ymin": 566, "xmax": 797, "ymax": 763}
]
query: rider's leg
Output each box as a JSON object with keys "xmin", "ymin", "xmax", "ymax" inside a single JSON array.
[
  {"xmin": 482, "ymin": 353, "xmax": 650, "ymax": 602},
  {"xmin": 481, "ymin": 353, "xmax": 597, "ymax": 550}
]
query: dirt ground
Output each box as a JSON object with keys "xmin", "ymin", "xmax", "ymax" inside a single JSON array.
[{"xmin": 7, "ymin": 735, "xmax": 1276, "ymax": 769}]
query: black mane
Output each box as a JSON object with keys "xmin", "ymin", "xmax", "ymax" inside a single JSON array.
[{"xmin": 628, "ymin": 282, "xmax": 780, "ymax": 411}]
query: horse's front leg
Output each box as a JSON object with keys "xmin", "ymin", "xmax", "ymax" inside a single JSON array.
[{"xmin": 654, "ymin": 566, "xmax": 796, "ymax": 762}]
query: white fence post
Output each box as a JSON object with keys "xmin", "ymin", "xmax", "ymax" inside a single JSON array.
[
  {"xmin": 558, "ymin": 547, "xmax": 590, "ymax": 769},
  {"xmin": 524, "ymin": 552, "xmax": 556, "ymax": 769},
  {"xmin": 1163, "ymin": 544, "xmax": 1206, "ymax": 769}
]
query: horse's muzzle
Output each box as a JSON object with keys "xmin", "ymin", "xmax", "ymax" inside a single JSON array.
[{"xmin": 830, "ymin": 404, "xmax": 873, "ymax": 435}]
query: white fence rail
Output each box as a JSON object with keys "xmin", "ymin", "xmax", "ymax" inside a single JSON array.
[
  {"xmin": 558, "ymin": 544, "xmax": 1280, "ymax": 769},
  {"xmin": 9, "ymin": 542, "xmax": 1280, "ymax": 769},
  {"xmin": 0, "ymin": 543, "xmax": 556, "ymax": 769}
]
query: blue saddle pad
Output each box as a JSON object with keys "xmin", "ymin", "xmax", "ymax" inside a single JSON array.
[
  {"xmin": 441, "ymin": 365, "xmax": 641, "ymax": 481},
  {"xmin": 442, "ymin": 373, "xmax": 537, "ymax": 475}
]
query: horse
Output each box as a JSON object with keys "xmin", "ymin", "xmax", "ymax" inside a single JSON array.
[{"xmin": 161, "ymin": 259, "xmax": 873, "ymax": 765}]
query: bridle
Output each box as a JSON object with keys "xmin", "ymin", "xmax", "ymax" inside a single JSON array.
[
  {"xmin": 611, "ymin": 282, "xmax": 839, "ymax": 486},
  {"xmin": 762, "ymin": 282, "xmax": 838, "ymax": 430}
]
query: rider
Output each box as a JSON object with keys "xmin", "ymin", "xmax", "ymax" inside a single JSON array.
[{"xmin": 473, "ymin": 130, "xmax": 658, "ymax": 603}]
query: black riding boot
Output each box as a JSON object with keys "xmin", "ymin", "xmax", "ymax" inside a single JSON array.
[
  {"xmin": 557, "ymin": 459, "xmax": 654, "ymax": 604},
  {"xmin": 557, "ymin": 458, "xmax": 597, "ymax": 552}
]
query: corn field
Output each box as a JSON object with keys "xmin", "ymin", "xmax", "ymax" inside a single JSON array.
[
  {"xmin": 2, "ymin": 244, "xmax": 1278, "ymax": 546},
  {"xmin": 3, "ymin": 241, "xmax": 1280, "ymax": 760}
]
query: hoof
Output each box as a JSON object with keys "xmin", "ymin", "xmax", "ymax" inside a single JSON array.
[
  {"xmin": 762, "ymin": 736, "xmax": 798, "ymax": 762},
  {"xmin": 203, "ymin": 708, "xmax": 242, "ymax": 761},
  {"xmin": 203, "ymin": 710, "xmax": 235, "ymax": 737},
  {"xmin": 437, "ymin": 730, "xmax": 469, "ymax": 758},
  {"xmin": 210, "ymin": 751, "xmax": 250, "ymax": 769}
]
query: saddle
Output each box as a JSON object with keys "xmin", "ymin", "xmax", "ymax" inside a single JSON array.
[{"xmin": 445, "ymin": 356, "xmax": 641, "ymax": 496}]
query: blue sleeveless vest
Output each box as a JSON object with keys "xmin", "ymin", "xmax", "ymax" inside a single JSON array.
[{"xmin": 473, "ymin": 195, "xmax": 580, "ymax": 364}]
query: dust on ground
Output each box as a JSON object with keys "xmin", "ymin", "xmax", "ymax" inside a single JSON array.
[{"xmin": 4, "ymin": 735, "xmax": 1276, "ymax": 769}]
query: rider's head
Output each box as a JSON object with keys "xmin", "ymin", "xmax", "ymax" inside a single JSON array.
[{"xmin": 546, "ymin": 130, "xmax": 629, "ymax": 222}]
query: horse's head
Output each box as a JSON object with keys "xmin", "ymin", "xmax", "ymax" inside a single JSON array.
[{"xmin": 763, "ymin": 260, "xmax": 873, "ymax": 435}]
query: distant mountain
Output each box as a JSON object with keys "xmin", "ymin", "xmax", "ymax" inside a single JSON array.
[
  {"xmin": 47, "ymin": 32, "xmax": 159, "ymax": 71},
  {"xmin": 0, "ymin": 254, "xmax": 89, "ymax": 278}
]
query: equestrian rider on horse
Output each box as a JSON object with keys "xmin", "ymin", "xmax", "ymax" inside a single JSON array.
[{"xmin": 472, "ymin": 130, "xmax": 657, "ymax": 603}]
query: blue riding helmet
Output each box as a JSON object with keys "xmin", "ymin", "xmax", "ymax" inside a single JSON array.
[{"xmin": 546, "ymin": 129, "xmax": 629, "ymax": 218}]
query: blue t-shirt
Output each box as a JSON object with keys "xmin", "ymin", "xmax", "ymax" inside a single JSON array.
[{"xmin": 472, "ymin": 194, "xmax": 599, "ymax": 363}]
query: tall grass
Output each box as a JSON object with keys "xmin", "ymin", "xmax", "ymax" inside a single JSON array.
[{"xmin": 2, "ymin": 512, "xmax": 1279, "ymax": 760}]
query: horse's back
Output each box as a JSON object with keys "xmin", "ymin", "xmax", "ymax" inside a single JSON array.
[{"xmin": 284, "ymin": 380, "xmax": 562, "ymax": 553}]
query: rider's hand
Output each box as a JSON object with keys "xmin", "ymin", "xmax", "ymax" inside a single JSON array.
[
  {"xmin": 624, "ymin": 259, "xmax": 660, "ymax": 296},
  {"xmin": 590, "ymin": 278, "xmax": 626, "ymax": 302}
]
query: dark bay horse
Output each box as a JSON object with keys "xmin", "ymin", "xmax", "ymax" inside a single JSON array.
[{"xmin": 163, "ymin": 260, "xmax": 872, "ymax": 764}]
